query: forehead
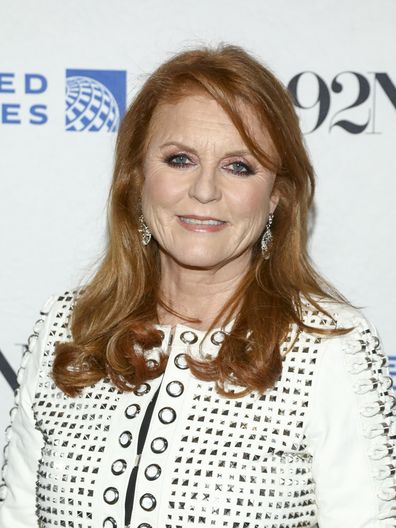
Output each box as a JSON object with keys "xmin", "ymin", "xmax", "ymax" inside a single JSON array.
[{"xmin": 147, "ymin": 94, "xmax": 273, "ymax": 151}]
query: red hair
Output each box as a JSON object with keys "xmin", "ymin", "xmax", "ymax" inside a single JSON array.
[{"xmin": 53, "ymin": 43, "xmax": 350, "ymax": 398}]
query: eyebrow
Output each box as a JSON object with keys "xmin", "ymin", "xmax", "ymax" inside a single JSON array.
[{"xmin": 159, "ymin": 141, "xmax": 253, "ymax": 158}]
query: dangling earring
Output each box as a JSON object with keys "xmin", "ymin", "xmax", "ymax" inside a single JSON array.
[
  {"xmin": 138, "ymin": 214, "xmax": 152, "ymax": 246},
  {"xmin": 261, "ymin": 213, "xmax": 274, "ymax": 258}
]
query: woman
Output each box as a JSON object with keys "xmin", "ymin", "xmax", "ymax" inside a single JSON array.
[{"xmin": 0, "ymin": 44, "xmax": 395, "ymax": 527}]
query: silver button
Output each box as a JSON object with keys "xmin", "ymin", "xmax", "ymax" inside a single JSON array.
[
  {"xmin": 103, "ymin": 517, "xmax": 117, "ymax": 528},
  {"xmin": 166, "ymin": 381, "xmax": 184, "ymax": 397},
  {"xmin": 151, "ymin": 437, "xmax": 168, "ymax": 453},
  {"xmin": 140, "ymin": 493, "xmax": 157, "ymax": 511},
  {"xmin": 125, "ymin": 404, "xmax": 140, "ymax": 419},
  {"xmin": 111, "ymin": 459, "xmax": 127, "ymax": 476},
  {"xmin": 174, "ymin": 353, "xmax": 189, "ymax": 369},
  {"xmin": 146, "ymin": 359, "xmax": 159, "ymax": 369},
  {"xmin": 144, "ymin": 463, "xmax": 162, "ymax": 481},
  {"xmin": 180, "ymin": 330, "xmax": 198, "ymax": 344},
  {"xmin": 103, "ymin": 487, "xmax": 119, "ymax": 504},
  {"xmin": 158, "ymin": 407, "xmax": 176, "ymax": 424},
  {"xmin": 211, "ymin": 330, "xmax": 226, "ymax": 345},
  {"xmin": 134, "ymin": 383, "xmax": 151, "ymax": 396},
  {"xmin": 119, "ymin": 431, "xmax": 132, "ymax": 448}
]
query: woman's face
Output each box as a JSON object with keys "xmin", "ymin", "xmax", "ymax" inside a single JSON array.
[{"xmin": 141, "ymin": 94, "xmax": 279, "ymax": 271}]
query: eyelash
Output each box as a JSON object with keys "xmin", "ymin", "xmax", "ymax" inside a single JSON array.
[{"xmin": 164, "ymin": 153, "xmax": 256, "ymax": 176}]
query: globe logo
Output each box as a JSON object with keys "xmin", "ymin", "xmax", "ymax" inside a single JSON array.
[{"xmin": 65, "ymin": 76, "xmax": 120, "ymax": 132}]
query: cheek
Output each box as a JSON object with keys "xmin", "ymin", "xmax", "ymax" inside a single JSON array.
[
  {"xmin": 230, "ymin": 185, "xmax": 271, "ymax": 225},
  {"xmin": 142, "ymin": 168, "xmax": 183, "ymax": 211}
]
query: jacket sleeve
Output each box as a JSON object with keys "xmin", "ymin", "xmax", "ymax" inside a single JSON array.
[
  {"xmin": 304, "ymin": 312, "xmax": 396, "ymax": 527},
  {"xmin": 0, "ymin": 295, "xmax": 57, "ymax": 527}
]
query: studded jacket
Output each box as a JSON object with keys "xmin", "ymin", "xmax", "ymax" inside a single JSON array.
[{"xmin": 0, "ymin": 291, "xmax": 395, "ymax": 528}]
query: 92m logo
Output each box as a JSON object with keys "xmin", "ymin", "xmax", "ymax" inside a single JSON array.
[{"xmin": 287, "ymin": 72, "xmax": 395, "ymax": 134}]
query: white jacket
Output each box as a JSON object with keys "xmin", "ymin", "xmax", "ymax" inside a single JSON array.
[{"xmin": 0, "ymin": 291, "xmax": 395, "ymax": 528}]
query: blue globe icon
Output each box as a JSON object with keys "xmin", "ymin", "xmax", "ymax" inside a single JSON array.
[{"xmin": 65, "ymin": 76, "xmax": 120, "ymax": 132}]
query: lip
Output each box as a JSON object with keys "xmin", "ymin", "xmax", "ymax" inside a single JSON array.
[{"xmin": 176, "ymin": 214, "xmax": 228, "ymax": 233}]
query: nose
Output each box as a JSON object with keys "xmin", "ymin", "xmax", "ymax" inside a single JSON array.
[{"xmin": 188, "ymin": 165, "xmax": 222, "ymax": 203}]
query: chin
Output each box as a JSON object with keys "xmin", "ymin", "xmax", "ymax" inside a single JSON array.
[{"xmin": 164, "ymin": 246, "xmax": 227, "ymax": 270}]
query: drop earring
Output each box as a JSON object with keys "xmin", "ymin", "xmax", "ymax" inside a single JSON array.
[
  {"xmin": 138, "ymin": 215, "xmax": 152, "ymax": 246},
  {"xmin": 261, "ymin": 213, "xmax": 274, "ymax": 258}
]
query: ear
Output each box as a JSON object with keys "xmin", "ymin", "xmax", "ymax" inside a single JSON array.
[{"xmin": 269, "ymin": 189, "xmax": 280, "ymax": 214}]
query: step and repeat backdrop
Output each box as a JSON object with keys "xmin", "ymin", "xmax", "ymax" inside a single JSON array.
[{"xmin": 0, "ymin": 0, "xmax": 395, "ymax": 435}]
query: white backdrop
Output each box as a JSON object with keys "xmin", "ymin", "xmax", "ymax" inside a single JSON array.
[{"xmin": 1, "ymin": 0, "xmax": 395, "ymax": 436}]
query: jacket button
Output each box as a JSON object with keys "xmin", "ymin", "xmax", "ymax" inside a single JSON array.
[
  {"xmin": 144, "ymin": 463, "xmax": 162, "ymax": 480},
  {"xmin": 134, "ymin": 383, "xmax": 151, "ymax": 396},
  {"xmin": 119, "ymin": 431, "xmax": 133, "ymax": 448},
  {"xmin": 137, "ymin": 524, "xmax": 152, "ymax": 528},
  {"xmin": 111, "ymin": 459, "xmax": 127, "ymax": 475},
  {"xmin": 174, "ymin": 353, "xmax": 188, "ymax": 369},
  {"xmin": 180, "ymin": 330, "xmax": 198, "ymax": 344},
  {"xmin": 166, "ymin": 380, "xmax": 184, "ymax": 397},
  {"xmin": 151, "ymin": 437, "xmax": 168, "ymax": 453},
  {"xmin": 146, "ymin": 358, "xmax": 158, "ymax": 369},
  {"xmin": 211, "ymin": 330, "xmax": 226, "ymax": 345},
  {"xmin": 125, "ymin": 404, "xmax": 140, "ymax": 419},
  {"xmin": 103, "ymin": 517, "xmax": 117, "ymax": 528},
  {"xmin": 103, "ymin": 487, "xmax": 119, "ymax": 504},
  {"xmin": 140, "ymin": 493, "xmax": 156, "ymax": 511},
  {"xmin": 158, "ymin": 407, "xmax": 176, "ymax": 424}
]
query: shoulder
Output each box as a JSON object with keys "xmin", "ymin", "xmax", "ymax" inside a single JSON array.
[
  {"xmin": 300, "ymin": 294, "xmax": 379, "ymax": 336},
  {"xmin": 297, "ymin": 295, "xmax": 386, "ymax": 370},
  {"xmin": 42, "ymin": 288, "xmax": 81, "ymax": 327},
  {"xmin": 300, "ymin": 297, "xmax": 390, "ymax": 404},
  {"xmin": 13, "ymin": 289, "xmax": 78, "ymax": 402},
  {"xmin": 26, "ymin": 289, "xmax": 80, "ymax": 368}
]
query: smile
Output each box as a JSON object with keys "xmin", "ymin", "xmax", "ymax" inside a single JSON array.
[
  {"xmin": 177, "ymin": 215, "xmax": 227, "ymax": 232},
  {"xmin": 180, "ymin": 217, "xmax": 224, "ymax": 225}
]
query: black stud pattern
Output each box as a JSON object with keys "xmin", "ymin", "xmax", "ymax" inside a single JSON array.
[
  {"xmin": 29, "ymin": 292, "xmax": 125, "ymax": 525},
  {"xmin": 1, "ymin": 292, "xmax": 393, "ymax": 527},
  {"xmin": 165, "ymin": 322, "xmax": 332, "ymax": 526}
]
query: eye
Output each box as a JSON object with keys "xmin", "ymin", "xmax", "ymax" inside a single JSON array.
[
  {"xmin": 164, "ymin": 153, "xmax": 193, "ymax": 168},
  {"xmin": 225, "ymin": 161, "xmax": 255, "ymax": 176}
]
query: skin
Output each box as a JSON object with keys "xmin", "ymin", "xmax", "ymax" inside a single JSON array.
[{"xmin": 142, "ymin": 94, "xmax": 279, "ymax": 329}]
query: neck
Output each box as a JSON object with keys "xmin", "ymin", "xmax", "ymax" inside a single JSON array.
[{"xmin": 158, "ymin": 252, "xmax": 252, "ymax": 330}]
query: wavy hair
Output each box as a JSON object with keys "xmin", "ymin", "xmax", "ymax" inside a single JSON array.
[{"xmin": 53, "ymin": 43, "xmax": 350, "ymax": 398}]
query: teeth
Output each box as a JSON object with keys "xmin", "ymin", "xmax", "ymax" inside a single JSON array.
[{"xmin": 180, "ymin": 217, "xmax": 224, "ymax": 225}]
